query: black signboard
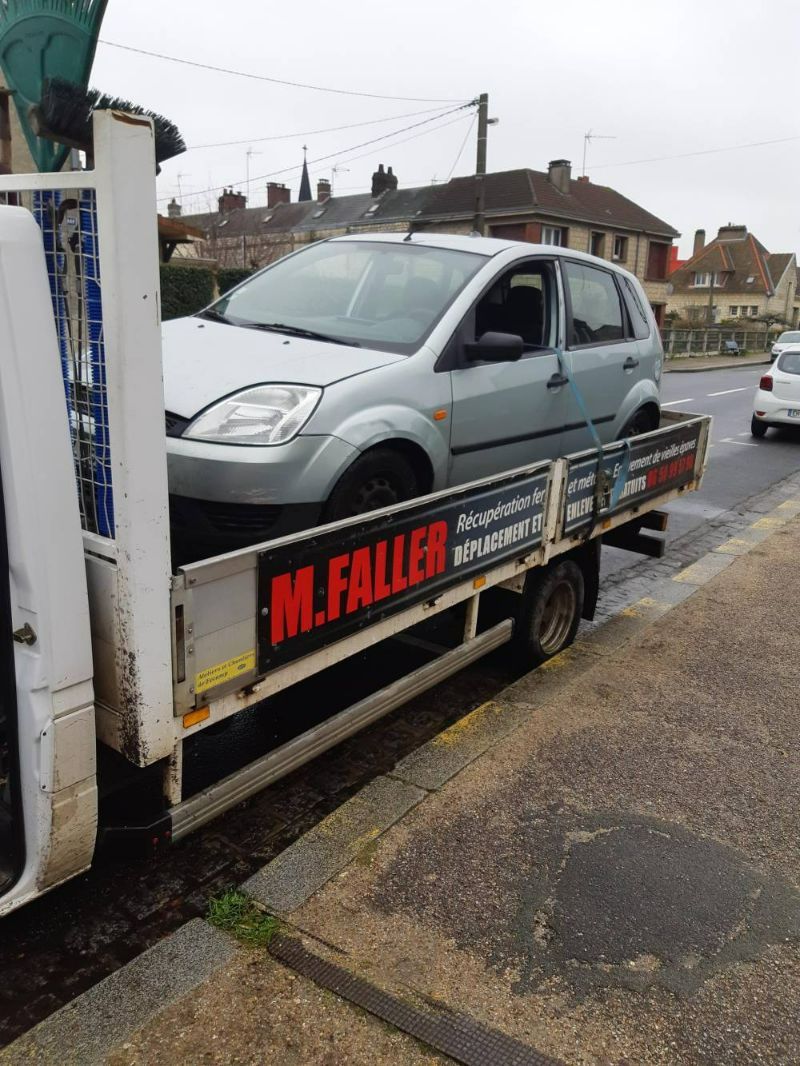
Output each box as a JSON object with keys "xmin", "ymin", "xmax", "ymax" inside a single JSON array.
[
  {"xmin": 258, "ymin": 466, "xmax": 550, "ymax": 672},
  {"xmin": 563, "ymin": 420, "xmax": 703, "ymax": 535}
]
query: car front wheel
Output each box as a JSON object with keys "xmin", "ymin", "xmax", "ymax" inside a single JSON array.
[{"xmin": 322, "ymin": 448, "xmax": 420, "ymax": 523}]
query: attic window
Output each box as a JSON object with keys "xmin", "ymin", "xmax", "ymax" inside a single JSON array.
[
  {"xmin": 262, "ymin": 213, "xmax": 273, "ymax": 224},
  {"xmin": 312, "ymin": 208, "xmax": 327, "ymax": 219},
  {"xmin": 364, "ymin": 203, "xmax": 380, "ymax": 216},
  {"xmin": 746, "ymin": 275, "xmax": 755, "ymax": 283},
  {"xmin": 218, "ymin": 219, "xmax": 229, "ymax": 227}
]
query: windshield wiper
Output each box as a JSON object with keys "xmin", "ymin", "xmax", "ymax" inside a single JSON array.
[
  {"xmin": 245, "ymin": 322, "xmax": 358, "ymax": 347},
  {"xmin": 197, "ymin": 308, "xmax": 232, "ymax": 324}
]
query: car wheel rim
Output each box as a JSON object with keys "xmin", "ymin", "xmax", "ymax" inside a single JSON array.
[
  {"xmin": 537, "ymin": 580, "xmax": 576, "ymax": 655},
  {"xmin": 349, "ymin": 475, "xmax": 400, "ymax": 515}
]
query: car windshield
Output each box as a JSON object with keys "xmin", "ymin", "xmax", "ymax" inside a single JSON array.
[
  {"xmin": 778, "ymin": 351, "xmax": 800, "ymax": 374},
  {"xmin": 210, "ymin": 241, "xmax": 486, "ymax": 355},
  {"xmin": 777, "ymin": 331, "xmax": 800, "ymax": 344}
]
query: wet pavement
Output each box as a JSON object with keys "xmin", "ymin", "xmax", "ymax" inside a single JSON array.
[{"xmin": 0, "ymin": 650, "xmax": 509, "ymax": 1048}]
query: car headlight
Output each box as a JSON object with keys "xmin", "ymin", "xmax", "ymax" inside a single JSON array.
[{"xmin": 184, "ymin": 385, "xmax": 322, "ymax": 446}]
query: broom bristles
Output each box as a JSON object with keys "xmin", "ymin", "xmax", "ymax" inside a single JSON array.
[
  {"xmin": 0, "ymin": 0, "xmax": 108, "ymax": 32},
  {"xmin": 40, "ymin": 77, "xmax": 187, "ymax": 164}
]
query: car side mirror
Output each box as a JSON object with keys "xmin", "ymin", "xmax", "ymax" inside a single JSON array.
[{"xmin": 464, "ymin": 331, "xmax": 524, "ymax": 363}]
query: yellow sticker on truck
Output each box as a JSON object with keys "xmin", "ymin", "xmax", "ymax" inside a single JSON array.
[{"xmin": 196, "ymin": 650, "xmax": 256, "ymax": 693}]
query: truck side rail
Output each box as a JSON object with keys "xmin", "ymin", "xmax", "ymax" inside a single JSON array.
[{"xmin": 170, "ymin": 411, "xmax": 710, "ymax": 730}]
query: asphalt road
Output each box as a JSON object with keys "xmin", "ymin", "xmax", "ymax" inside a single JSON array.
[
  {"xmin": 602, "ymin": 363, "xmax": 800, "ymax": 578},
  {"xmin": 2, "ymin": 362, "xmax": 798, "ymax": 1049}
]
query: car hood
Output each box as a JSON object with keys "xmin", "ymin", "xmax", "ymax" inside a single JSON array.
[{"xmin": 162, "ymin": 317, "xmax": 405, "ymax": 417}]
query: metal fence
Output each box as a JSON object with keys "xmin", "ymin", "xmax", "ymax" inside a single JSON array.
[
  {"xmin": 0, "ymin": 112, "xmax": 175, "ymax": 767},
  {"xmin": 1, "ymin": 187, "xmax": 113, "ymax": 537},
  {"xmin": 662, "ymin": 328, "xmax": 774, "ymax": 356}
]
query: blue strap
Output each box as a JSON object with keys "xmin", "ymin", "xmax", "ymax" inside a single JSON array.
[{"xmin": 554, "ymin": 347, "xmax": 631, "ymax": 513}]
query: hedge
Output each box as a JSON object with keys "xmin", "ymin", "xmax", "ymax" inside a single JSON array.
[
  {"xmin": 218, "ymin": 267, "xmax": 255, "ymax": 295},
  {"xmin": 160, "ymin": 265, "xmax": 215, "ymax": 321}
]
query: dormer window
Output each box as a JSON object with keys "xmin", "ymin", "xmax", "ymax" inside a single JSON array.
[
  {"xmin": 262, "ymin": 213, "xmax": 273, "ymax": 224},
  {"xmin": 312, "ymin": 208, "xmax": 326, "ymax": 219},
  {"xmin": 363, "ymin": 203, "xmax": 381, "ymax": 217},
  {"xmin": 691, "ymin": 271, "xmax": 725, "ymax": 288}
]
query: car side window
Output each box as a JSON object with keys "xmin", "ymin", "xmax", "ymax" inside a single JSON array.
[
  {"xmin": 563, "ymin": 260, "xmax": 625, "ymax": 347},
  {"xmin": 619, "ymin": 275, "xmax": 651, "ymax": 340},
  {"xmin": 473, "ymin": 262, "xmax": 557, "ymax": 352}
]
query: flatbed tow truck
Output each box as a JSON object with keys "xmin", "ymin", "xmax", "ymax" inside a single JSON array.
[{"xmin": 0, "ymin": 113, "xmax": 710, "ymax": 916}]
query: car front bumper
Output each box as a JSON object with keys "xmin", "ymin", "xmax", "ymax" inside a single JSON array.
[{"xmin": 166, "ymin": 432, "xmax": 360, "ymax": 564}]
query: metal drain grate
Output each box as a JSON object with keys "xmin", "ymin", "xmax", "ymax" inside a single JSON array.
[{"xmin": 269, "ymin": 934, "xmax": 562, "ymax": 1066}]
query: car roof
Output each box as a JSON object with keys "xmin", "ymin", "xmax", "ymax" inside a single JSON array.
[{"xmin": 327, "ymin": 231, "xmax": 639, "ymax": 276}]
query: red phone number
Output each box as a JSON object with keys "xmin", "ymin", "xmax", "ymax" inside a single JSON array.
[{"xmin": 645, "ymin": 452, "xmax": 695, "ymax": 490}]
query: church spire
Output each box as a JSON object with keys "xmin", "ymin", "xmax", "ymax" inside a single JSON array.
[{"xmin": 298, "ymin": 144, "xmax": 312, "ymax": 202}]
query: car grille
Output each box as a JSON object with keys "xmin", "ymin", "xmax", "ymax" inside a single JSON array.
[{"xmin": 169, "ymin": 495, "xmax": 283, "ymax": 538}]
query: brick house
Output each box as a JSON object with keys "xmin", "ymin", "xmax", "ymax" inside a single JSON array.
[
  {"xmin": 667, "ymin": 225, "xmax": 797, "ymax": 326},
  {"xmin": 179, "ymin": 159, "xmax": 678, "ymax": 325},
  {"xmin": 415, "ymin": 160, "xmax": 678, "ymax": 325}
]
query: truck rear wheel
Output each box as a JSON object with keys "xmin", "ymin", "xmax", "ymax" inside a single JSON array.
[{"xmin": 512, "ymin": 560, "xmax": 585, "ymax": 668}]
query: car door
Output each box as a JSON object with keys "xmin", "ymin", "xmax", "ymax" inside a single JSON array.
[
  {"xmin": 558, "ymin": 258, "xmax": 643, "ymax": 455},
  {"xmin": 447, "ymin": 257, "xmax": 570, "ymax": 485}
]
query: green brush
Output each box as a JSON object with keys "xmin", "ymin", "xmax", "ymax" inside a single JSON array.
[
  {"xmin": 39, "ymin": 77, "xmax": 187, "ymax": 167},
  {"xmin": 0, "ymin": 0, "xmax": 108, "ymax": 171}
]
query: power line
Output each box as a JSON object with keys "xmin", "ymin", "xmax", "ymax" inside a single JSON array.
[
  {"xmin": 448, "ymin": 113, "xmax": 477, "ymax": 179},
  {"xmin": 158, "ymin": 106, "xmax": 474, "ymax": 204},
  {"xmin": 99, "ymin": 39, "xmax": 471, "ymax": 104},
  {"xmin": 176, "ymin": 113, "xmax": 472, "ymax": 212},
  {"xmin": 187, "ymin": 105, "xmax": 458, "ymax": 151},
  {"xmin": 587, "ymin": 134, "xmax": 800, "ymax": 171}
]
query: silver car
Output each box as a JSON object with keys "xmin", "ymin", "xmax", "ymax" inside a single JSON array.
[{"xmin": 163, "ymin": 233, "xmax": 662, "ymax": 561}]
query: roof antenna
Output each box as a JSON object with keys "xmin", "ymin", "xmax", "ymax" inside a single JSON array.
[{"xmin": 403, "ymin": 228, "xmax": 414, "ymax": 242}]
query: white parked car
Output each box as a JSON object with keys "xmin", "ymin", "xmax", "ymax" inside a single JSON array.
[
  {"xmin": 770, "ymin": 330, "xmax": 800, "ymax": 360},
  {"xmin": 751, "ymin": 346, "xmax": 800, "ymax": 437}
]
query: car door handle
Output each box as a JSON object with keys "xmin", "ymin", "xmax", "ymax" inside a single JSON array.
[
  {"xmin": 623, "ymin": 357, "xmax": 640, "ymax": 370},
  {"xmin": 547, "ymin": 373, "xmax": 569, "ymax": 390}
]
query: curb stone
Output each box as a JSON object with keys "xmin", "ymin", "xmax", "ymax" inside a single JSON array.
[{"xmin": 0, "ymin": 920, "xmax": 237, "ymax": 1066}]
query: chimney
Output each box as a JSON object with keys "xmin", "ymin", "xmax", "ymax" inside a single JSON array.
[
  {"xmin": 717, "ymin": 223, "xmax": 747, "ymax": 242},
  {"xmin": 547, "ymin": 159, "xmax": 572, "ymax": 195},
  {"xmin": 577, "ymin": 174, "xmax": 590, "ymax": 184},
  {"xmin": 693, "ymin": 229, "xmax": 705, "ymax": 256},
  {"xmin": 317, "ymin": 178, "xmax": 331, "ymax": 203},
  {"xmin": 167, "ymin": 197, "xmax": 182, "ymax": 219},
  {"xmin": 371, "ymin": 163, "xmax": 398, "ymax": 198},
  {"xmin": 218, "ymin": 187, "xmax": 247, "ymax": 214},
  {"xmin": 266, "ymin": 182, "xmax": 290, "ymax": 208}
]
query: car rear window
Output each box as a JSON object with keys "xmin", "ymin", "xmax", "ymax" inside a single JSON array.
[{"xmin": 778, "ymin": 351, "xmax": 800, "ymax": 375}]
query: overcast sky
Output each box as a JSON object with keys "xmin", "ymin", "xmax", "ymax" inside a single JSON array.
[{"xmin": 92, "ymin": 0, "xmax": 799, "ymax": 258}]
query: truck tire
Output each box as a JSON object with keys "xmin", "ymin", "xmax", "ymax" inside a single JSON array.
[
  {"xmin": 512, "ymin": 559, "xmax": 585, "ymax": 668},
  {"xmin": 322, "ymin": 448, "xmax": 419, "ymax": 523}
]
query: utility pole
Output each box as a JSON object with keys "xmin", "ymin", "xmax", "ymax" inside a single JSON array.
[
  {"xmin": 707, "ymin": 272, "xmax": 716, "ymax": 326},
  {"xmin": 473, "ymin": 93, "xmax": 489, "ymax": 236}
]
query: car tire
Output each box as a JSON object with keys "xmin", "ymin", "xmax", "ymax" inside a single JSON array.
[
  {"xmin": 618, "ymin": 407, "xmax": 657, "ymax": 439},
  {"xmin": 511, "ymin": 560, "xmax": 585, "ymax": 670},
  {"xmin": 751, "ymin": 416, "xmax": 768, "ymax": 438},
  {"xmin": 322, "ymin": 448, "xmax": 420, "ymax": 523}
]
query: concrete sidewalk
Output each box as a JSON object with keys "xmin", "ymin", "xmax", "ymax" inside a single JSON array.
[
  {"xmin": 7, "ymin": 501, "xmax": 800, "ymax": 1065},
  {"xmin": 664, "ymin": 352, "xmax": 771, "ymax": 372}
]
